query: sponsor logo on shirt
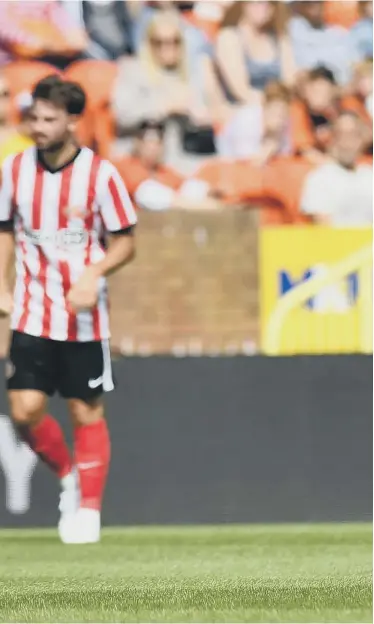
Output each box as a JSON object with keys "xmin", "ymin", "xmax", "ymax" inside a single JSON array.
[
  {"xmin": 64, "ymin": 205, "xmax": 87, "ymax": 220},
  {"xmin": 24, "ymin": 228, "xmax": 88, "ymax": 249}
]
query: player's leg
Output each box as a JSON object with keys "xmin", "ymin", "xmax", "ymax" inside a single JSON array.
[
  {"xmin": 70, "ymin": 397, "xmax": 110, "ymax": 514},
  {"xmin": 57, "ymin": 339, "xmax": 113, "ymax": 544},
  {"xmin": 8, "ymin": 390, "xmax": 73, "ymax": 479},
  {"xmin": 62, "ymin": 396, "xmax": 110, "ymax": 543},
  {"xmin": 7, "ymin": 332, "xmax": 73, "ymax": 481}
]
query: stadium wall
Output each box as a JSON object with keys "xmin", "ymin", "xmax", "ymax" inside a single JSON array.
[{"xmin": 0, "ymin": 355, "xmax": 371, "ymax": 527}]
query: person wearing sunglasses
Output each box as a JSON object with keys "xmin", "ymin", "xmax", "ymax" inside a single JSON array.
[
  {"xmin": 114, "ymin": 10, "xmax": 205, "ymax": 123},
  {"xmin": 112, "ymin": 10, "xmax": 213, "ymax": 170},
  {"xmin": 134, "ymin": 1, "xmax": 211, "ymax": 75}
]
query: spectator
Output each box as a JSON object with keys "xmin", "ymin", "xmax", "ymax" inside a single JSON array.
[
  {"xmin": 134, "ymin": 1, "xmax": 211, "ymax": 79},
  {"xmin": 62, "ymin": 0, "xmax": 135, "ymax": 61},
  {"xmin": 115, "ymin": 119, "xmax": 184, "ymax": 210},
  {"xmin": 291, "ymin": 66, "xmax": 339, "ymax": 164},
  {"xmin": 0, "ymin": 90, "xmax": 34, "ymax": 166},
  {"xmin": 301, "ymin": 112, "xmax": 372, "ymax": 226},
  {"xmin": 289, "ymin": 1, "xmax": 358, "ymax": 84},
  {"xmin": 212, "ymin": 0, "xmax": 295, "ymax": 107},
  {"xmin": 115, "ymin": 119, "xmax": 221, "ymax": 211},
  {"xmin": 350, "ymin": 1, "xmax": 373, "ymax": 61},
  {"xmin": 216, "ymin": 80, "xmax": 292, "ymax": 162},
  {"xmin": 0, "ymin": 0, "xmax": 87, "ymax": 70},
  {"xmin": 112, "ymin": 10, "xmax": 214, "ymax": 166},
  {"xmin": 341, "ymin": 61, "xmax": 373, "ymax": 154}
]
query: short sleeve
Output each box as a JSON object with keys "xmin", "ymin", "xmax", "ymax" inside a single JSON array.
[
  {"xmin": 0, "ymin": 156, "xmax": 15, "ymax": 222},
  {"xmin": 98, "ymin": 161, "xmax": 138, "ymax": 232}
]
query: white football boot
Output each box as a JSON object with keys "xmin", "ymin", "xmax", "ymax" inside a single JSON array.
[
  {"xmin": 59, "ymin": 508, "xmax": 101, "ymax": 544},
  {"xmin": 58, "ymin": 470, "xmax": 80, "ymax": 542}
]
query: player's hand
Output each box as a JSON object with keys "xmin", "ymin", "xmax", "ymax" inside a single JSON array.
[
  {"xmin": 0, "ymin": 291, "xmax": 13, "ymax": 318},
  {"xmin": 67, "ymin": 267, "xmax": 99, "ymax": 312}
]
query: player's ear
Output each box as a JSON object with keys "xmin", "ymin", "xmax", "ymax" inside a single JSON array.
[{"xmin": 67, "ymin": 114, "xmax": 79, "ymax": 134}]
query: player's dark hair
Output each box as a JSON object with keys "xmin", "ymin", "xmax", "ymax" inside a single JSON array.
[
  {"xmin": 308, "ymin": 66, "xmax": 336, "ymax": 85},
  {"xmin": 32, "ymin": 75, "xmax": 86, "ymax": 116}
]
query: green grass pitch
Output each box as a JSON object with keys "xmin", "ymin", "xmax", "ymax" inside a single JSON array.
[{"xmin": 0, "ymin": 524, "xmax": 371, "ymax": 623}]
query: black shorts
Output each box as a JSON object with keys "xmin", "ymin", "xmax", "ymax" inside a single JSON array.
[{"xmin": 6, "ymin": 331, "xmax": 115, "ymax": 401}]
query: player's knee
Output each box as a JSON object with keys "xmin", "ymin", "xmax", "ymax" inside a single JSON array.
[
  {"xmin": 69, "ymin": 398, "xmax": 104, "ymax": 427},
  {"xmin": 8, "ymin": 391, "xmax": 46, "ymax": 426}
]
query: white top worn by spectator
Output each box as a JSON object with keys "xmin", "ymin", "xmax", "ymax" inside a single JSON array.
[
  {"xmin": 216, "ymin": 103, "xmax": 291, "ymax": 159},
  {"xmin": 216, "ymin": 105, "xmax": 263, "ymax": 159},
  {"xmin": 301, "ymin": 162, "xmax": 373, "ymax": 227}
]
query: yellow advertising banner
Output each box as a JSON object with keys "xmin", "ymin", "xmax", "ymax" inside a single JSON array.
[{"xmin": 260, "ymin": 227, "xmax": 373, "ymax": 355}]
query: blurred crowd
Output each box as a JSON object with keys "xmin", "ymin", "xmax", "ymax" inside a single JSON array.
[{"xmin": 0, "ymin": 0, "xmax": 372, "ymax": 226}]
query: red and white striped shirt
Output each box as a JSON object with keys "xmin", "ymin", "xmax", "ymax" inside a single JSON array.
[{"xmin": 0, "ymin": 146, "xmax": 137, "ymax": 342}]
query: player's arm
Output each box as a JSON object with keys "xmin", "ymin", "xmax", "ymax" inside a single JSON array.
[
  {"xmin": 68, "ymin": 163, "xmax": 137, "ymax": 311},
  {"xmin": 92, "ymin": 163, "xmax": 137, "ymax": 277},
  {"xmin": 92, "ymin": 227, "xmax": 135, "ymax": 278},
  {"xmin": 0, "ymin": 225, "xmax": 14, "ymax": 289},
  {"xmin": 0, "ymin": 160, "xmax": 15, "ymax": 316}
]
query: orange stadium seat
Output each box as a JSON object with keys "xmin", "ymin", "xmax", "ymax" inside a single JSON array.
[
  {"xmin": 184, "ymin": 11, "xmax": 221, "ymax": 41},
  {"xmin": 194, "ymin": 157, "xmax": 315, "ymax": 225},
  {"xmin": 64, "ymin": 60, "xmax": 118, "ymax": 154},
  {"xmin": 74, "ymin": 106, "xmax": 96, "ymax": 152},
  {"xmin": 3, "ymin": 60, "xmax": 59, "ymax": 99},
  {"xmin": 290, "ymin": 99, "xmax": 337, "ymax": 155},
  {"xmin": 64, "ymin": 60, "xmax": 118, "ymax": 110},
  {"xmin": 92, "ymin": 103, "xmax": 115, "ymax": 159},
  {"xmin": 114, "ymin": 154, "xmax": 184, "ymax": 202},
  {"xmin": 260, "ymin": 157, "xmax": 316, "ymax": 226},
  {"xmin": 3, "ymin": 60, "xmax": 60, "ymax": 123},
  {"xmin": 227, "ymin": 157, "xmax": 315, "ymax": 225},
  {"xmin": 324, "ymin": 0, "xmax": 359, "ymax": 28},
  {"xmin": 192, "ymin": 158, "xmax": 287, "ymax": 225},
  {"xmin": 341, "ymin": 95, "xmax": 372, "ymax": 125},
  {"xmin": 194, "ymin": 158, "xmax": 260, "ymax": 206}
]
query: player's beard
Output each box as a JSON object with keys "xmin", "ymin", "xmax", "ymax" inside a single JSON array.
[{"xmin": 39, "ymin": 139, "xmax": 66, "ymax": 154}]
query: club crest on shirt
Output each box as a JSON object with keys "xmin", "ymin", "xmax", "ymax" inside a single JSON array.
[{"xmin": 64, "ymin": 205, "xmax": 87, "ymax": 220}]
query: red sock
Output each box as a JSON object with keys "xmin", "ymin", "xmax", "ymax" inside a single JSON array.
[
  {"xmin": 18, "ymin": 414, "xmax": 72, "ymax": 479},
  {"xmin": 74, "ymin": 419, "xmax": 111, "ymax": 510}
]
